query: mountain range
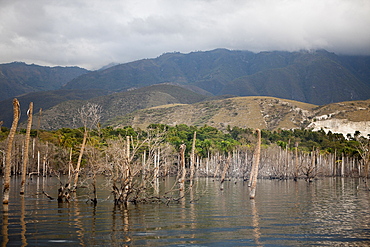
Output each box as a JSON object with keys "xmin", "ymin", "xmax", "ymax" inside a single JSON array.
[
  {"xmin": 0, "ymin": 49, "xmax": 369, "ymax": 134},
  {"xmin": 63, "ymin": 49, "xmax": 370, "ymax": 105},
  {"xmin": 0, "ymin": 62, "xmax": 89, "ymax": 100}
]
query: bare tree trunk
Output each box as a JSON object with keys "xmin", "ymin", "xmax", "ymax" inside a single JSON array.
[
  {"xmin": 294, "ymin": 142, "xmax": 299, "ymax": 181},
  {"xmin": 285, "ymin": 139, "xmax": 290, "ymax": 179},
  {"xmin": 68, "ymin": 147, "xmax": 73, "ymax": 177},
  {"xmin": 74, "ymin": 129, "xmax": 88, "ymax": 188},
  {"xmin": 220, "ymin": 155, "xmax": 230, "ymax": 190},
  {"xmin": 250, "ymin": 129, "xmax": 261, "ymax": 199},
  {"xmin": 190, "ymin": 132, "xmax": 196, "ymax": 187},
  {"xmin": 213, "ymin": 153, "xmax": 220, "ymax": 178},
  {"xmin": 178, "ymin": 144, "xmax": 186, "ymax": 191},
  {"xmin": 333, "ymin": 149, "xmax": 337, "ymax": 176},
  {"xmin": 20, "ymin": 102, "xmax": 33, "ymax": 195},
  {"xmin": 341, "ymin": 153, "xmax": 345, "ymax": 177},
  {"xmin": 3, "ymin": 99, "xmax": 20, "ymax": 204}
]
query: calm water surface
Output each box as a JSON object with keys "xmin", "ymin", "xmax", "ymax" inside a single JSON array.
[{"xmin": 1, "ymin": 176, "xmax": 369, "ymax": 246}]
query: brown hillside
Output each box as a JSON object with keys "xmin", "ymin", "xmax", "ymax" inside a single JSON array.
[{"xmin": 108, "ymin": 96, "xmax": 318, "ymax": 131}]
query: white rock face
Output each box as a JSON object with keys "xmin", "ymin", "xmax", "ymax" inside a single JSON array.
[{"xmin": 308, "ymin": 119, "xmax": 370, "ymax": 138}]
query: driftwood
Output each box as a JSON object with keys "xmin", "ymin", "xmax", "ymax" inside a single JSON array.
[
  {"xmin": 58, "ymin": 183, "xmax": 72, "ymax": 203},
  {"xmin": 42, "ymin": 191, "xmax": 54, "ymax": 200}
]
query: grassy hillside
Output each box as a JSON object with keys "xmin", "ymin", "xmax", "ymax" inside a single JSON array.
[
  {"xmin": 312, "ymin": 99, "xmax": 370, "ymax": 122},
  {"xmin": 34, "ymin": 84, "xmax": 208, "ymax": 130},
  {"xmin": 107, "ymin": 96, "xmax": 318, "ymax": 131},
  {"xmin": 107, "ymin": 97, "xmax": 370, "ymax": 134},
  {"xmin": 0, "ymin": 89, "xmax": 108, "ymax": 127}
]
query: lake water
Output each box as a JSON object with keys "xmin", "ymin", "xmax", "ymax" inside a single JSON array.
[{"xmin": 1, "ymin": 176, "xmax": 370, "ymax": 246}]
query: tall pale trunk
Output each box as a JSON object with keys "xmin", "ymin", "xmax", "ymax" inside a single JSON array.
[
  {"xmin": 20, "ymin": 102, "xmax": 33, "ymax": 194},
  {"xmin": 178, "ymin": 144, "xmax": 186, "ymax": 191},
  {"xmin": 74, "ymin": 129, "xmax": 88, "ymax": 188},
  {"xmin": 189, "ymin": 131, "xmax": 196, "ymax": 187},
  {"xmin": 220, "ymin": 155, "xmax": 230, "ymax": 190},
  {"xmin": 294, "ymin": 142, "xmax": 299, "ymax": 181},
  {"xmin": 249, "ymin": 129, "xmax": 261, "ymax": 199},
  {"xmin": 3, "ymin": 99, "xmax": 20, "ymax": 204}
]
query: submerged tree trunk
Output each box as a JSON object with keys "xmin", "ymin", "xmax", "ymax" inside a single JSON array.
[
  {"xmin": 20, "ymin": 102, "xmax": 33, "ymax": 195},
  {"xmin": 250, "ymin": 129, "xmax": 261, "ymax": 199},
  {"xmin": 220, "ymin": 155, "xmax": 230, "ymax": 190},
  {"xmin": 3, "ymin": 99, "xmax": 20, "ymax": 204}
]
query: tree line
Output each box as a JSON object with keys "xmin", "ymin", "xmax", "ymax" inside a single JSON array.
[
  {"xmin": 1, "ymin": 116, "xmax": 369, "ymax": 178},
  {"xmin": 1, "ymin": 102, "xmax": 369, "ymax": 205}
]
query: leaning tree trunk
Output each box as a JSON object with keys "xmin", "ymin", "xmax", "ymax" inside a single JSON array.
[
  {"xmin": 249, "ymin": 129, "xmax": 261, "ymax": 199},
  {"xmin": 3, "ymin": 99, "xmax": 20, "ymax": 204},
  {"xmin": 20, "ymin": 102, "xmax": 33, "ymax": 195},
  {"xmin": 73, "ymin": 128, "xmax": 88, "ymax": 189}
]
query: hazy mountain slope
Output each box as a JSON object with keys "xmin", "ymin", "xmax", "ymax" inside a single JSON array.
[
  {"xmin": 35, "ymin": 84, "xmax": 208, "ymax": 130},
  {"xmin": 0, "ymin": 62, "xmax": 89, "ymax": 101},
  {"xmin": 0, "ymin": 89, "xmax": 108, "ymax": 127},
  {"xmin": 337, "ymin": 55, "xmax": 370, "ymax": 86},
  {"xmin": 221, "ymin": 53, "xmax": 370, "ymax": 105},
  {"xmin": 63, "ymin": 49, "xmax": 255, "ymax": 93},
  {"xmin": 63, "ymin": 49, "xmax": 370, "ymax": 105}
]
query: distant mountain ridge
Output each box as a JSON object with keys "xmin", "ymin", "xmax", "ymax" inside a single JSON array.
[
  {"xmin": 0, "ymin": 62, "xmax": 89, "ymax": 101},
  {"xmin": 64, "ymin": 49, "xmax": 370, "ymax": 105},
  {"xmin": 1, "ymin": 49, "xmax": 370, "ymax": 132}
]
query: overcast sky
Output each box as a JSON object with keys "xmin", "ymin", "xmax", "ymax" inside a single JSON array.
[{"xmin": 1, "ymin": 0, "xmax": 369, "ymax": 70}]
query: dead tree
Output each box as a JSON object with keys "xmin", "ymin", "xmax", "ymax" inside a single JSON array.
[
  {"xmin": 73, "ymin": 103, "xmax": 101, "ymax": 189},
  {"xmin": 73, "ymin": 130, "xmax": 87, "ymax": 188},
  {"xmin": 189, "ymin": 132, "xmax": 196, "ymax": 187},
  {"xmin": 356, "ymin": 135, "xmax": 370, "ymax": 179},
  {"xmin": 105, "ymin": 128, "xmax": 174, "ymax": 205},
  {"xmin": 302, "ymin": 148, "xmax": 318, "ymax": 182},
  {"xmin": 3, "ymin": 99, "xmax": 20, "ymax": 204},
  {"xmin": 178, "ymin": 143, "xmax": 187, "ymax": 191},
  {"xmin": 249, "ymin": 129, "xmax": 261, "ymax": 199},
  {"xmin": 294, "ymin": 142, "xmax": 299, "ymax": 181},
  {"xmin": 20, "ymin": 102, "xmax": 33, "ymax": 195},
  {"xmin": 220, "ymin": 155, "xmax": 230, "ymax": 190}
]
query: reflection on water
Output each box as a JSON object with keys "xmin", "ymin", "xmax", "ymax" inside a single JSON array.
[{"xmin": 1, "ymin": 176, "xmax": 370, "ymax": 246}]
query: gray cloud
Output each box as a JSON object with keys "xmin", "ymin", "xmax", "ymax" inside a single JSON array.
[{"xmin": 1, "ymin": 0, "xmax": 369, "ymax": 70}]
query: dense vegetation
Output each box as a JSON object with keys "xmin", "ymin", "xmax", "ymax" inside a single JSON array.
[
  {"xmin": 1, "ymin": 122, "xmax": 369, "ymax": 205},
  {"xmin": 0, "ymin": 123, "xmax": 365, "ymax": 167}
]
